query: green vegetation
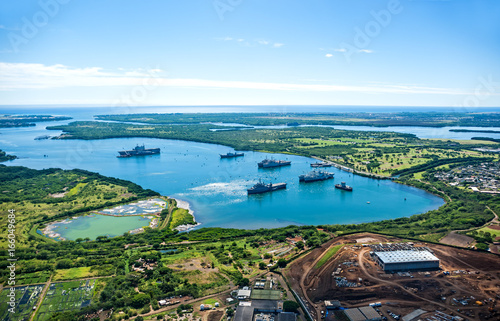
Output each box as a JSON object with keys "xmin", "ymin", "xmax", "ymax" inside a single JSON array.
[
  {"xmin": 0, "ymin": 114, "xmax": 71, "ymax": 128},
  {"xmin": 315, "ymin": 244, "xmax": 343, "ymax": 268},
  {"xmin": 5, "ymin": 112, "xmax": 500, "ymax": 320},
  {"xmin": 53, "ymin": 266, "xmax": 106, "ymax": 281},
  {"xmin": 0, "ymin": 149, "xmax": 16, "ymax": 162},
  {"xmin": 0, "ymin": 165, "xmax": 159, "ymax": 247},
  {"xmin": 95, "ymin": 112, "xmax": 500, "ymax": 127},
  {"xmin": 0, "ymin": 285, "xmax": 44, "ymax": 320},
  {"xmin": 283, "ymin": 300, "xmax": 300, "ymax": 313},
  {"xmin": 168, "ymin": 207, "xmax": 196, "ymax": 230},
  {"xmin": 35, "ymin": 280, "xmax": 99, "ymax": 321}
]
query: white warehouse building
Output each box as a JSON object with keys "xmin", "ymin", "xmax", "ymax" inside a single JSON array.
[{"xmin": 373, "ymin": 250, "xmax": 439, "ymax": 272}]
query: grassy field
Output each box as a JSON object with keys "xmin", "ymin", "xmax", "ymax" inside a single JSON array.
[
  {"xmin": 53, "ymin": 267, "xmax": 99, "ymax": 281},
  {"xmin": 477, "ymin": 226, "xmax": 500, "ymax": 238},
  {"xmin": 315, "ymin": 244, "xmax": 343, "ymax": 268},
  {"xmin": 250, "ymin": 289, "xmax": 281, "ymax": 300}
]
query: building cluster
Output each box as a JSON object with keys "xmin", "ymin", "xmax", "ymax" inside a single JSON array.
[
  {"xmin": 132, "ymin": 258, "xmax": 157, "ymax": 272},
  {"xmin": 434, "ymin": 162, "xmax": 500, "ymax": 193},
  {"xmin": 232, "ymin": 275, "xmax": 296, "ymax": 321}
]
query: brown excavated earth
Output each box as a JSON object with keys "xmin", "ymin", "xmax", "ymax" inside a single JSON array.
[{"xmin": 286, "ymin": 233, "xmax": 500, "ymax": 321}]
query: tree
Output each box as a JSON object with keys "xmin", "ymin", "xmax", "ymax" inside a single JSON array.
[
  {"xmin": 295, "ymin": 241, "xmax": 304, "ymax": 250},
  {"xmin": 277, "ymin": 259, "xmax": 287, "ymax": 268},
  {"xmin": 283, "ymin": 301, "xmax": 300, "ymax": 313},
  {"xmin": 236, "ymin": 277, "xmax": 250, "ymax": 287},
  {"xmin": 131, "ymin": 293, "xmax": 150, "ymax": 308},
  {"xmin": 259, "ymin": 262, "xmax": 267, "ymax": 270}
]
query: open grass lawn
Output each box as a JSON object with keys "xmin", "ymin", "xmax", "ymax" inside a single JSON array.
[
  {"xmin": 419, "ymin": 232, "xmax": 447, "ymax": 243},
  {"xmin": 53, "ymin": 267, "xmax": 98, "ymax": 281},
  {"xmin": 250, "ymin": 289, "xmax": 281, "ymax": 300},
  {"xmin": 477, "ymin": 226, "xmax": 500, "ymax": 238},
  {"xmin": 67, "ymin": 182, "xmax": 88, "ymax": 197},
  {"xmin": 315, "ymin": 245, "xmax": 343, "ymax": 269}
]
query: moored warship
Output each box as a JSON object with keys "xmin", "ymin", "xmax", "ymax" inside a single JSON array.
[
  {"xmin": 299, "ymin": 170, "xmax": 334, "ymax": 182},
  {"xmin": 117, "ymin": 145, "xmax": 160, "ymax": 158},
  {"xmin": 247, "ymin": 181, "xmax": 287, "ymax": 194},
  {"xmin": 220, "ymin": 152, "xmax": 244, "ymax": 158},
  {"xmin": 258, "ymin": 158, "xmax": 291, "ymax": 168}
]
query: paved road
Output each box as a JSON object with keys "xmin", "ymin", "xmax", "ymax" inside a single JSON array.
[{"xmin": 29, "ymin": 276, "xmax": 52, "ymax": 321}]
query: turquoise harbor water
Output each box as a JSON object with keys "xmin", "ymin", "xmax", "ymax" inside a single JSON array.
[{"xmin": 0, "ymin": 108, "xmax": 448, "ymax": 230}]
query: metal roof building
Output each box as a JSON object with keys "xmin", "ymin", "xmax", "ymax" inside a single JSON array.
[
  {"xmin": 373, "ymin": 250, "xmax": 439, "ymax": 272},
  {"xmin": 359, "ymin": 306, "xmax": 381, "ymax": 320},
  {"xmin": 345, "ymin": 308, "xmax": 367, "ymax": 321},
  {"xmin": 344, "ymin": 306, "xmax": 381, "ymax": 321}
]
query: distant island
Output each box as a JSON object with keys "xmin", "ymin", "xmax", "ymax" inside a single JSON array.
[
  {"xmin": 95, "ymin": 111, "xmax": 500, "ymax": 127},
  {"xmin": 450, "ymin": 129, "xmax": 500, "ymax": 134},
  {"xmin": 0, "ymin": 114, "xmax": 72, "ymax": 128},
  {"xmin": 0, "ymin": 149, "xmax": 16, "ymax": 162}
]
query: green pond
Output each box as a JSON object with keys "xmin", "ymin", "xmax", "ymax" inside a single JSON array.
[{"xmin": 39, "ymin": 214, "xmax": 152, "ymax": 241}]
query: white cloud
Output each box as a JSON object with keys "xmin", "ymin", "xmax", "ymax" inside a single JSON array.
[
  {"xmin": 215, "ymin": 37, "xmax": 284, "ymax": 48},
  {"xmin": 359, "ymin": 49, "xmax": 374, "ymax": 53},
  {"xmin": 325, "ymin": 54, "xmax": 333, "ymax": 58},
  {"xmin": 0, "ymin": 62, "xmax": 483, "ymax": 97},
  {"xmin": 334, "ymin": 48, "xmax": 347, "ymax": 53}
]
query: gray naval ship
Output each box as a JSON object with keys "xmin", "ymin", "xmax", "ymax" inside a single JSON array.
[
  {"xmin": 117, "ymin": 145, "xmax": 161, "ymax": 158},
  {"xmin": 299, "ymin": 170, "xmax": 335, "ymax": 182},
  {"xmin": 247, "ymin": 180, "xmax": 287, "ymax": 194},
  {"xmin": 258, "ymin": 158, "xmax": 291, "ymax": 168},
  {"xmin": 220, "ymin": 152, "xmax": 244, "ymax": 158}
]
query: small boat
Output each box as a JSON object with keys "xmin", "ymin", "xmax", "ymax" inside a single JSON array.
[
  {"xmin": 335, "ymin": 181, "xmax": 353, "ymax": 191},
  {"xmin": 310, "ymin": 162, "xmax": 332, "ymax": 168},
  {"xmin": 35, "ymin": 135, "xmax": 51, "ymax": 140}
]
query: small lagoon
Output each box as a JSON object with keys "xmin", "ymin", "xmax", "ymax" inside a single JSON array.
[{"xmin": 39, "ymin": 214, "xmax": 153, "ymax": 241}]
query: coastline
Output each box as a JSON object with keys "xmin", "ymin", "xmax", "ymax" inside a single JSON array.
[{"xmin": 171, "ymin": 197, "xmax": 201, "ymax": 231}]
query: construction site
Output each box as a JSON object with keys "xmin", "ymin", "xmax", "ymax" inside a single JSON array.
[{"xmin": 285, "ymin": 233, "xmax": 500, "ymax": 321}]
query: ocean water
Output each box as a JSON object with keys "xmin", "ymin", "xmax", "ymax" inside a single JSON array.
[{"xmin": 0, "ymin": 107, "xmax": 446, "ymax": 229}]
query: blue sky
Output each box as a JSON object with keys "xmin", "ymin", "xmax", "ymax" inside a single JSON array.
[{"xmin": 0, "ymin": 0, "xmax": 499, "ymax": 107}]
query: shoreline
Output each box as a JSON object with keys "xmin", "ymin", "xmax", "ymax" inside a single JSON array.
[{"xmin": 171, "ymin": 197, "xmax": 201, "ymax": 231}]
